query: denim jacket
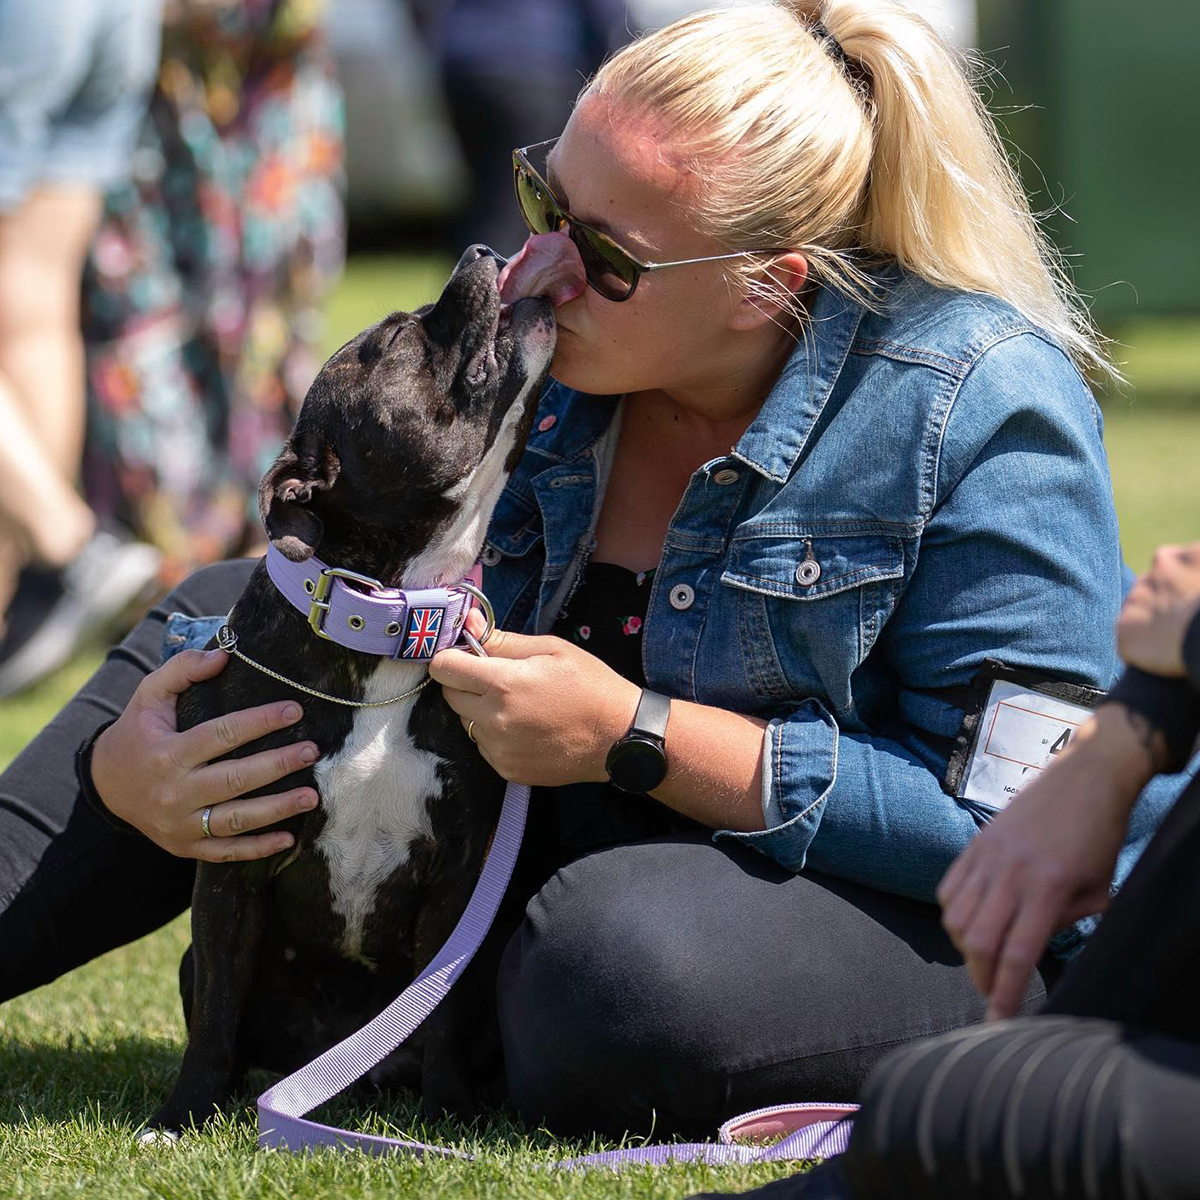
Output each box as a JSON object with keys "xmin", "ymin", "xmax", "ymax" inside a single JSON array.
[
  {"xmin": 476, "ymin": 267, "xmax": 1184, "ymax": 956},
  {"xmin": 170, "ymin": 269, "xmax": 1183, "ymax": 956}
]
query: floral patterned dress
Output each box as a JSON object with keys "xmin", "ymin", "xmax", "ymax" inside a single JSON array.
[{"xmin": 81, "ymin": 0, "xmax": 344, "ymax": 584}]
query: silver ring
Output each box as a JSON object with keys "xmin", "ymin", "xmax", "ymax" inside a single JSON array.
[
  {"xmin": 201, "ymin": 805, "xmax": 214, "ymax": 838},
  {"xmin": 466, "ymin": 719, "xmax": 477, "ymax": 743}
]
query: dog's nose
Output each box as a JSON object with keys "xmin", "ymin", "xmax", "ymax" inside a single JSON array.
[{"xmin": 453, "ymin": 243, "xmax": 507, "ymax": 275}]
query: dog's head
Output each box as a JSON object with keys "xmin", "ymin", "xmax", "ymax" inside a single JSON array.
[{"xmin": 259, "ymin": 246, "xmax": 555, "ymax": 587}]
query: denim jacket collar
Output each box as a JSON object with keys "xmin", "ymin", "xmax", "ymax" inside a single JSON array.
[{"xmin": 731, "ymin": 284, "xmax": 867, "ymax": 484}]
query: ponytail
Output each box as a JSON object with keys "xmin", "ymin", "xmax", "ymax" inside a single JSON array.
[{"xmin": 589, "ymin": 0, "xmax": 1115, "ymax": 380}]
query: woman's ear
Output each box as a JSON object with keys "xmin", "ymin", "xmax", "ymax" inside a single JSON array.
[
  {"xmin": 730, "ymin": 252, "xmax": 809, "ymax": 330},
  {"xmin": 257, "ymin": 440, "xmax": 341, "ymax": 562}
]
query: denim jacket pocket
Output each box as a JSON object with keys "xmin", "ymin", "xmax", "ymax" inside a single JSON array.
[
  {"xmin": 162, "ymin": 612, "xmax": 226, "ymax": 662},
  {"xmin": 719, "ymin": 533, "xmax": 906, "ymax": 708}
]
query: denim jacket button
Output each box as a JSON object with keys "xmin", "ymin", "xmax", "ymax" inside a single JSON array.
[
  {"xmin": 669, "ymin": 583, "xmax": 696, "ymax": 610},
  {"xmin": 713, "ymin": 468, "xmax": 740, "ymax": 486},
  {"xmin": 795, "ymin": 558, "xmax": 822, "ymax": 586},
  {"xmin": 481, "ymin": 544, "xmax": 501, "ymax": 567}
]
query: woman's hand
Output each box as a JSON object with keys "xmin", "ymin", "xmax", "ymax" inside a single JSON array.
[
  {"xmin": 429, "ymin": 610, "xmax": 640, "ymax": 787},
  {"xmin": 1116, "ymin": 541, "xmax": 1200, "ymax": 677},
  {"xmin": 90, "ymin": 648, "xmax": 319, "ymax": 861},
  {"xmin": 937, "ymin": 703, "xmax": 1161, "ymax": 1020}
]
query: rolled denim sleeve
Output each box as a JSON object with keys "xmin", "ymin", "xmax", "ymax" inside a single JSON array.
[{"xmin": 715, "ymin": 331, "xmax": 1183, "ymax": 945}]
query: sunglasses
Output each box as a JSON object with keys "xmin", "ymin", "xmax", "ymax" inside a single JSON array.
[{"xmin": 512, "ymin": 138, "xmax": 789, "ymax": 302}]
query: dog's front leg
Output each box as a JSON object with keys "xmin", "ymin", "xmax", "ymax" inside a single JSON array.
[{"xmin": 145, "ymin": 862, "xmax": 267, "ymax": 1138}]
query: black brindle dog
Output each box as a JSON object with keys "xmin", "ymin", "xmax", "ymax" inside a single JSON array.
[{"xmin": 144, "ymin": 246, "xmax": 554, "ymax": 1137}]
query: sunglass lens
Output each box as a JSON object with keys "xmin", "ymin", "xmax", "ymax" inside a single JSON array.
[
  {"xmin": 571, "ymin": 228, "xmax": 638, "ymax": 301},
  {"xmin": 515, "ymin": 163, "xmax": 558, "ymax": 235}
]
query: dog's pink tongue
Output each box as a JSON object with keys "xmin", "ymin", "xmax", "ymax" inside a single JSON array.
[{"xmin": 498, "ymin": 232, "xmax": 586, "ymax": 306}]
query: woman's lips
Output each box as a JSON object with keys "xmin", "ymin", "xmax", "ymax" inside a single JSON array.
[{"xmin": 497, "ymin": 232, "xmax": 586, "ymax": 307}]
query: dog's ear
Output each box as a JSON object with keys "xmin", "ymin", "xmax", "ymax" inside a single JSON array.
[{"xmin": 258, "ymin": 440, "xmax": 341, "ymax": 562}]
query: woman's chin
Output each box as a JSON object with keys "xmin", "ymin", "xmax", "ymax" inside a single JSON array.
[{"xmin": 550, "ymin": 337, "xmax": 638, "ymax": 397}]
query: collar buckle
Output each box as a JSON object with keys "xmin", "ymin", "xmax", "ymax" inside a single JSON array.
[{"xmin": 307, "ymin": 565, "xmax": 386, "ymax": 639}]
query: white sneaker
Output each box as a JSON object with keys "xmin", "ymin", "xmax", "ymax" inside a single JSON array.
[{"xmin": 0, "ymin": 527, "xmax": 162, "ymax": 699}]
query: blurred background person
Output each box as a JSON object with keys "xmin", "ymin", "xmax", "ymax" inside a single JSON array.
[
  {"xmin": 0, "ymin": 0, "xmax": 165, "ymax": 699},
  {"xmin": 416, "ymin": 0, "xmax": 630, "ymax": 255},
  {"xmin": 80, "ymin": 0, "xmax": 345, "ymax": 589}
]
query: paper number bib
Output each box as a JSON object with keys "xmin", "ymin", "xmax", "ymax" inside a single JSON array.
[{"xmin": 958, "ymin": 679, "xmax": 1094, "ymax": 810}]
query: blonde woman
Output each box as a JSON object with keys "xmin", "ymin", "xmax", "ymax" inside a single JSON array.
[{"xmin": 0, "ymin": 0, "xmax": 1180, "ymax": 1146}]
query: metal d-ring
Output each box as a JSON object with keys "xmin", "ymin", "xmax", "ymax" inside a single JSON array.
[{"xmin": 449, "ymin": 581, "xmax": 495, "ymax": 657}]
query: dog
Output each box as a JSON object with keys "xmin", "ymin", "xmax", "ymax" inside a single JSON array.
[{"xmin": 145, "ymin": 245, "xmax": 555, "ymax": 1137}]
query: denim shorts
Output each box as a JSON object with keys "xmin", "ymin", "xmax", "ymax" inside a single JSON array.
[{"xmin": 0, "ymin": 0, "xmax": 161, "ymax": 211}]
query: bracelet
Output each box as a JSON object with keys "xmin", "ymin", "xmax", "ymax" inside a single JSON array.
[{"xmin": 76, "ymin": 719, "xmax": 140, "ymax": 836}]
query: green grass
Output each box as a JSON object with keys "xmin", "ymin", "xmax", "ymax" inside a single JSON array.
[
  {"xmin": 0, "ymin": 911, "xmax": 787, "ymax": 1198},
  {"xmin": 1, "ymin": 255, "xmax": 1197, "ymax": 1198}
]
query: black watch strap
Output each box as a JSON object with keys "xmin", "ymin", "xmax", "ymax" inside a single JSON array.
[{"xmin": 630, "ymin": 688, "xmax": 671, "ymax": 740}]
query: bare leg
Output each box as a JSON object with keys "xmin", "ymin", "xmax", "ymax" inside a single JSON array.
[
  {"xmin": 0, "ymin": 184, "xmax": 101, "ymax": 481},
  {"xmin": 0, "ymin": 185, "xmax": 101, "ymax": 626}
]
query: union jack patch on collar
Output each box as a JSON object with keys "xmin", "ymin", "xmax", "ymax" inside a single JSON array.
[{"xmin": 402, "ymin": 607, "xmax": 444, "ymax": 658}]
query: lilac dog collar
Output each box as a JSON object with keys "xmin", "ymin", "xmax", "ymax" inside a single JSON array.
[{"xmin": 265, "ymin": 542, "xmax": 485, "ymax": 660}]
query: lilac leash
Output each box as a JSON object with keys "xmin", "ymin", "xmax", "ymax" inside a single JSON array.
[{"xmin": 256, "ymin": 771, "xmax": 855, "ymax": 1167}]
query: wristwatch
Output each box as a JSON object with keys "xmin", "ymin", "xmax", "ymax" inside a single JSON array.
[{"xmin": 605, "ymin": 688, "xmax": 670, "ymax": 793}]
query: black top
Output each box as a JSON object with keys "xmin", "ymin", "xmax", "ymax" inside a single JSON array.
[{"xmin": 549, "ymin": 559, "xmax": 655, "ymax": 688}]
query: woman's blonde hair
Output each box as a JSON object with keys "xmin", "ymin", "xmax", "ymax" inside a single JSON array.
[{"xmin": 587, "ymin": 0, "xmax": 1114, "ymax": 379}]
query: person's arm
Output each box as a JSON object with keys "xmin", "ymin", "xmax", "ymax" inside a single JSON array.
[
  {"xmin": 711, "ymin": 332, "xmax": 1145, "ymax": 906},
  {"xmin": 940, "ymin": 538, "xmax": 1200, "ymax": 1019}
]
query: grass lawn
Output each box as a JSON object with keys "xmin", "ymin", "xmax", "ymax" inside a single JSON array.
[{"xmin": 1, "ymin": 256, "xmax": 1197, "ymax": 1199}]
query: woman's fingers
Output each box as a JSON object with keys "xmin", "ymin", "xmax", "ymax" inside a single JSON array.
[
  {"xmin": 935, "ymin": 845, "xmax": 974, "ymax": 910},
  {"xmin": 939, "ymin": 863, "xmax": 989, "ymax": 950},
  {"xmin": 177, "ymin": 699, "xmax": 306, "ymax": 769},
  {"xmin": 985, "ymin": 893, "xmax": 1060, "ymax": 1021},
  {"xmin": 190, "ymin": 827, "xmax": 298, "ymax": 864},
  {"xmin": 145, "ymin": 647, "xmax": 230, "ymax": 700},
  {"xmin": 955, "ymin": 878, "xmax": 1018, "ymax": 997},
  {"xmin": 190, "ymin": 739, "xmax": 319, "ymax": 802},
  {"xmin": 201, "ymin": 788, "xmax": 318, "ymax": 839}
]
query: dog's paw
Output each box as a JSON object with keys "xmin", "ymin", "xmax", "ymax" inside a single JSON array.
[{"xmin": 135, "ymin": 1127, "xmax": 181, "ymax": 1149}]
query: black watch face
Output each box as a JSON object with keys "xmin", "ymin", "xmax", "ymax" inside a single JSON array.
[{"xmin": 606, "ymin": 735, "xmax": 667, "ymax": 794}]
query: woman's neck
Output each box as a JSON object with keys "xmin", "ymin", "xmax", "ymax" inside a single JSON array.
[
  {"xmin": 654, "ymin": 308, "xmax": 801, "ymax": 430},
  {"xmin": 630, "ymin": 315, "xmax": 801, "ymax": 455}
]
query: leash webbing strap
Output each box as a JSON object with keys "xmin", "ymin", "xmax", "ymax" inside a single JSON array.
[
  {"xmin": 257, "ymin": 779, "xmax": 529, "ymax": 1158},
  {"xmin": 256, "ymin": 789, "xmax": 857, "ymax": 1167}
]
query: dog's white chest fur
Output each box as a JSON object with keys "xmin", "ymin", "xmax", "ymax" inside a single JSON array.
[{"xmin": 312, "ymin": 661, "xmax": 442, "ymax": 963}]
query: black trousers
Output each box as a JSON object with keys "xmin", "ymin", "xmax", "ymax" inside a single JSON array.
[
  {"xmin": 712, "ymin": 767, "xmax": 1200, "ymax": 1200},
  {"xmin": 1, "ymin": 560, "xmax": 1052, "ymax": 1132}
]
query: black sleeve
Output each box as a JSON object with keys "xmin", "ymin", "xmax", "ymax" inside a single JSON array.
[
  {"xmin": 1104, "ymin": 667, "xmax": 1200, "ymax": 773},
  {"xmin": 75, "ymin": 720, "xmax": 140, "ymax": 836},
  {"xmin": 1185, "ymin": 606, "xmax": 1200, "ymax": 693}
]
